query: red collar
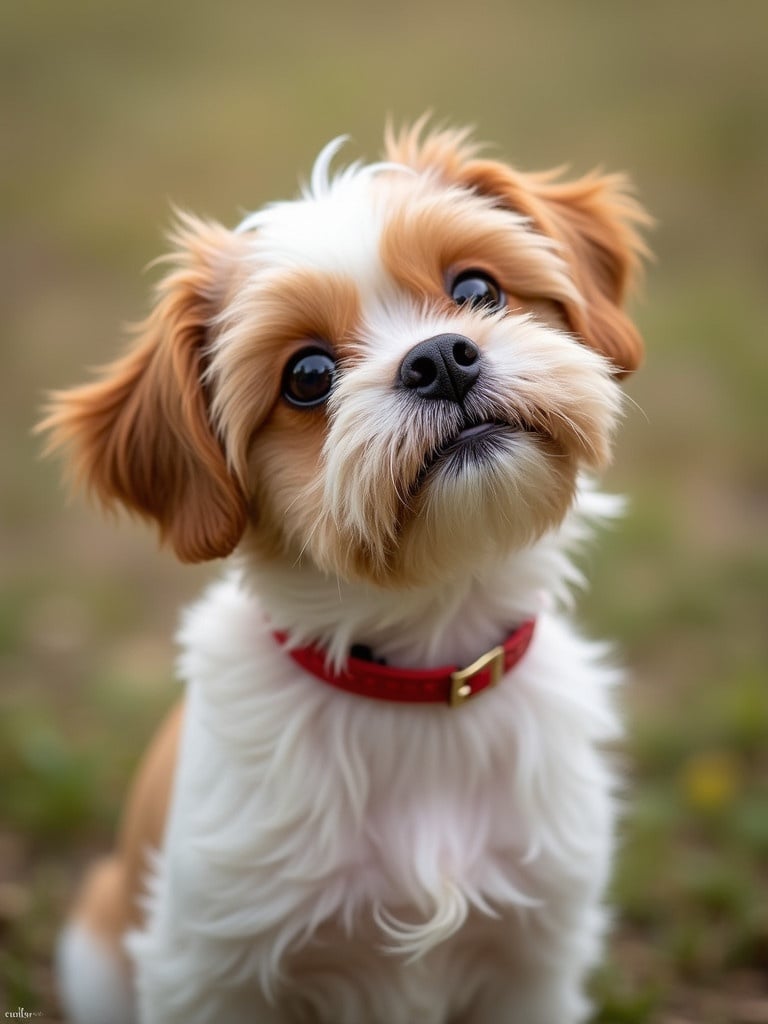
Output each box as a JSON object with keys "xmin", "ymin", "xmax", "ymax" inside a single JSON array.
[{"xmin": 274, "ymin": 620, "xmax": 536, "ymax": 707}]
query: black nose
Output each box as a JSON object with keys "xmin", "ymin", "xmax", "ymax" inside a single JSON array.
[{"xmin": 398, "ymin": 334, "xmax": 481, "ymax": 404}]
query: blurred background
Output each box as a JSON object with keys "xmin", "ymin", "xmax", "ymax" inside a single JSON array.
[{"xmin": 2, "ymin": 0, "xmax": 767, "ymax": 1019}]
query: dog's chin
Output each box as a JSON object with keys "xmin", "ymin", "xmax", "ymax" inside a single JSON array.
[
  {"xmin": 392, "ymin": 429, "xmax": 577, "ymax": 587},
  {"xmin": 283, "ymin": 428, "xmax": 579, "ymax": 589}
]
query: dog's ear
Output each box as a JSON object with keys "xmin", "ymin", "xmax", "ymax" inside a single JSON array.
[
  {"xmin": 386, "ymin": 123, "xmax": 650, "ymax": 375},
  {"xmin": 460, "ymin": 161, "xmax": 650, "ymax": 375},
  {"xmin": 39, "ymin": 214, "xmax": 249, "ymax": 562}
]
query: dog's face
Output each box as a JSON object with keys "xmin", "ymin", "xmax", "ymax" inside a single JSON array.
[{"xmin": 43, "ymin": 126, "xmax": 647, "ymax": 588}]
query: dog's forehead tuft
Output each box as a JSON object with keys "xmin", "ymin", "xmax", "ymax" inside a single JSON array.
[{"xmin": 236, "ymin": 140, "xmax": 415, "ymax": 282}]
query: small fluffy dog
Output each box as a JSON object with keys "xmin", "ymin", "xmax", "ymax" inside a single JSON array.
[{"xmin": 43, "ymin": 123, "xmax": 648, "ymax": 1024}]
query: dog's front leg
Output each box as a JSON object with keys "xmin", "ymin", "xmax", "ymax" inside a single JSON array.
[
  {"xmin": 451, "ymin": 897, "xmax": 606, "ymax": 1024},
  {"xmin": 130, "ymin": 883, "xmax": 285, "ymax": 1022},
  {"xmin": 131, "ymin": 933, "xmax": 286, "ymax": 1024}
]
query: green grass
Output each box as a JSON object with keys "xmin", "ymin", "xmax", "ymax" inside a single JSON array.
[{"xmin": 2, "ymin": 0, "xmax": 767, "ymax": 1018}]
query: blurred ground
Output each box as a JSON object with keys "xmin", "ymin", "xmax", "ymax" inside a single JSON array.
[{"xmin": 1, "ymin": 0, "xmax": 767, "ymax": 1020}]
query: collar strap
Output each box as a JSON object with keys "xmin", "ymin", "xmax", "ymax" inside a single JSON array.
[{"xmin": 274, "ymin": 619, "xmax": 535, "ymax": 707}]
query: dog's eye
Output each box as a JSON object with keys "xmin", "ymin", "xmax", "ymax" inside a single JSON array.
[
  {"xmin": 282, "ymin": 348, "xmax": 337, "ymax": 408},
  {"xmin": 449, "ymin": 270, "xmax": 505, "ymax": 312}
]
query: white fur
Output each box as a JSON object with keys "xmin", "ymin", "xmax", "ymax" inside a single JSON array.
[
  {"xmin": 235, "ymin": 139, "xmax": 405, "ymax": 287},
  {"xmin": 57, "ymin": 923, "xmax": 134, "ymax": 1024},
  {"xmin": 120, "ymin": 490, "xmax": 622, "ymax": 1024}
]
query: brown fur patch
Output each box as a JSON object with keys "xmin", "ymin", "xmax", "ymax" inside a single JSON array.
[
  {"xmin": 209, "ymin": 268, "xmax": 361, "ymax": 486},
  {"xmin": 207, "ymin": 269, "xmax": 361, "ymax": 562},
  {"xmin": 385, "ymin": 125, "xmax": 650, "ymax": 375},
  {"xmin": 38, "ymin": 215, "xmax": 250, "ymax": 562},
  {"xmin": 70, "ymin": 702, "xmax": 183, "ymax": 960},
  {"xmin": 379, "ymin": 186, "xmax": 578, "ymax": 316},
  {"xmin": 384, "ymin": 118, "xmax": 482, "ymax": 181},
  {"xmin": 244, "ymin": 411, "xmax": 331, "ymax": 564}
]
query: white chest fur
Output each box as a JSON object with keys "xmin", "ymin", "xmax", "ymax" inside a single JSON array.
[{"xmin": 129, "ymin": 513, "xmax": 622, "ymax": 1024}]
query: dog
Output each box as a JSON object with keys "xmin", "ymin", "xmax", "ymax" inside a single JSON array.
[{"xmin": 42, "ymin": 122, "xmax": 648, "ymax": 1024}]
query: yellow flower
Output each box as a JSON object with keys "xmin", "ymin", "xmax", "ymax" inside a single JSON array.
[{"xmin": 680, "ymin": 751, "xmax": 742, "ymax": 811}]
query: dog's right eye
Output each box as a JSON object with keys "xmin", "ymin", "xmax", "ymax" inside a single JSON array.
[
  {"xmin": 282, "ymin": 347, "xmax": 337, "ymax": 408},
  {"xmin": 449, "ymin": 270, "xmax": 505, "ymax": 313}
]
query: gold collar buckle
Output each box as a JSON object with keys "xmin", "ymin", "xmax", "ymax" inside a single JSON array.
[{"xmin": 449, "ymin": 645, "xmax": 505, "ymax": 707}]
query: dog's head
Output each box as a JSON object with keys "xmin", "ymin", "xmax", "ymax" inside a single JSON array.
[{"xmin": 41, "ymin": 125, "xmax": 648, "ymax": 587}]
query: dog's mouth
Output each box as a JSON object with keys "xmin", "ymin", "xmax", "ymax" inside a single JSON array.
[
  {"xmin": 444, "ymin": 420, "xmax": 510, "ymax": 449},
  {"xmin": 412, "ymin": 415, "xmax": 537, "ymax": 494}
]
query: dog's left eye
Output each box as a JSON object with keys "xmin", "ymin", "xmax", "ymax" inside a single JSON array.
[
  {"xmin": 282, "ymin": 347, "xmax": 337, "ymax": 408},
  {"xmin": 449, "ymin": 270, "xmax": 505, "ymax": 312}
]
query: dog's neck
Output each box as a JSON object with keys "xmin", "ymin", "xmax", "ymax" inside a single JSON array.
[{"xmin": 238, "ymin": 484, "xmax": 619, "ymax": 671}]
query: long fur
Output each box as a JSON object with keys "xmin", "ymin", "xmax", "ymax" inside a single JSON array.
[{"xmin": 42, "ymin": 124, "xmax": 648, "ymax": 1024}]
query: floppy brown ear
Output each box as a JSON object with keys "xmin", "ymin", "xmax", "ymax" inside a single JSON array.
[
  {"xmin": 39, "ymin": 214, "xmax": 248, "ymax": 562},
  {"xmin": 459, "ymin": 159, "xmax": 651, "ymax": 375}
]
